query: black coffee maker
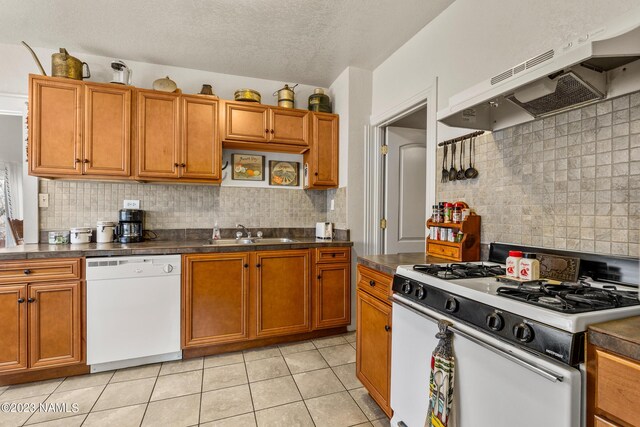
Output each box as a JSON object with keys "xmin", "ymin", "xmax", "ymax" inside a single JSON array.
[{"xmin": 116, "ymin": 209, "xmax": 144, "ymax": 243}]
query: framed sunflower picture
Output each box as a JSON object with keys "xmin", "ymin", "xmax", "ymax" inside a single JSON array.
[
  {"xmin": 232, "ymin": 154, "xmax": 265, "ymax": 181},
  {"xmin": 269, "ymin": 161, "xmax": 299, "ymax": 186}
]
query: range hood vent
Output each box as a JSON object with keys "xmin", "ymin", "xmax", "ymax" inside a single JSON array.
[
  {"xmin": 437, "ymin": 7, "xmax": 640, "ymax": 131},
  {"xmin": 505, "ymin": 70, "xmax": 605, "ymax": 117}
]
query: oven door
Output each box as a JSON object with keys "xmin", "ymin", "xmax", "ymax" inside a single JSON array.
[{"xmin": 391, "ymin": 296, "xmax": 582, "ymax": 427}]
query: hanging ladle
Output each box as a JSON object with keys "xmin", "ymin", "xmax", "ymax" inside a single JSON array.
[{"xmin": 465, "ymin": 136, "xmax": 479, "ymax": 179}]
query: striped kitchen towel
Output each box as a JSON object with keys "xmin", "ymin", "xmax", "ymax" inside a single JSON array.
[{"xmin": 425, "ymin": 320, "xmax": 455, "ymax": 427}]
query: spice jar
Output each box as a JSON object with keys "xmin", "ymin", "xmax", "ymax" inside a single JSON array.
[
  {"xmin": 432, "ymin": 205, "xmax": 443, "ymax": 223},
  {"xmin": 519, "ymin": 253, "xmax": 540, "ymax": 281},
  {"xmin": 506, "ymin": 250, "xmax": 523, "ymax": 279},
  {"xmin": 452, "ymin": 207, "xmax": 462, "ymax": 224},
  {"xmin": 443, "ymin": 203, "xmax": 453, "ymax": 223}
]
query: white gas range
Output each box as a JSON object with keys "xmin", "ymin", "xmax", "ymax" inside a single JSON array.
[{"xmin": 389, "ymin": 254, "xmax": 640, "ymax": 427}]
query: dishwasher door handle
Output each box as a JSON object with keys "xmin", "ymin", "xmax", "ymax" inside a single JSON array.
[{"xmin": 393, "ymin": 297, "xmax": 565, "ymax": 383}]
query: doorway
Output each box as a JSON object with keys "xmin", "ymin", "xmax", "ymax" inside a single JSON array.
[{"xmin": 383, "ymin": 108, "xmax": 427, "ymax": 253}]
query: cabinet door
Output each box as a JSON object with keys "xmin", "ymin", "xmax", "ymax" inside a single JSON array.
[
  {"xmin": 356, "ymin": 289, "xmax": 392, "ymax": 416},
  {"xmin": 136, "ymin": 90, "xmax": 180, "ymax": 178},
  {"xmin": 0, "ymin": 285, "xmax": 27, "ymax": 372},
  {"xmin": 306, "ymin": 112, "xmax": 339, "ymax": 188},
  {"xmin": 223, "ymin": 102, "xmax": 269, "ymax": 143},
  {"xmin": 83, "ymin": 83, "xmax": 131, "ymax": 177},
  {"xmin": 269, "ymin": 108, "xmax": 309, "ymax": 147},
  {"xmin": 254, "ymin": 250, "xmax": 311, "ymax": 337},
  {"xmin": 180, "ymin": 95, "xmax": 221, "ymax": 181},
  {"xmin": 29, "ymin": 76, "xmax": 83, "ymax": 176},
  {"xmin": 313, "ymin": 263, "xmax": 351, "ymax": 329},
  {"xmin": 182, "ymin": 253, "xmax": 250, "ymax": 347},
  {"xmin": 28, "ymin": 281, "xmax": 82, "ymax": 369}
]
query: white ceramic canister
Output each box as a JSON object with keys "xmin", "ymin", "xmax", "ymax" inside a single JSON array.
[
  {"xmin": 70, "ymin": 227, "xmax": 92, "ymax": 244},
  {"xmin": 96, "ymin": 221, "xmax": 116, "ymax": 243}
]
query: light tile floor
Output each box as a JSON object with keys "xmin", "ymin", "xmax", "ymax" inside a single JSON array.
[{"xmin": 0, "ymin": 332, "xmax": 391, "ymax": 427}]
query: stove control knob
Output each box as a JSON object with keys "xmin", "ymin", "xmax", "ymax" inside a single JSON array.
[
  {"xmin": 486, "ymin": 313, "xmax": 504, "ymax": 331},
  {"xmin": 401, "ymin": 280, "xmax": 413, "ymax": 294},
  {"xmin": 513, "ymin": 323, "xmax": 534, "ymax": 343},
  {"xmin": 444, "ymin": 297, "xmax": 459, "ymax": 313},
  {"xmin": 415, "ymin": 286, "xmax": 426, "ymax": 300}
]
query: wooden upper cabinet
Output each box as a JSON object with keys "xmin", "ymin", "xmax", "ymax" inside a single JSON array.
[
  {"xmin": 182, "ymin": 253, "xmax": 250, "ymax": 347},
  {"xmin": 83, "ymin": 83, "xmax": 131, "ymax": 177},
  {"xmin": 223, "ymin": 101, "xmax": 269, "ymax": 143},
  {"xmin": 253, "ymin": 250, "xmax": 311, "ymax": 338},
  {"xmin": 29, "ymin": 76, "xmax": 83, "ymax": 176},
  {"xmin": 136, "ymin": 90, "xmax": 180, "ymax": 179},
  {"xmin": 269, "ymin": 108, "xmax": 309, "ymax": 147},
  {"xmin": 0, "ymin": 285, "xmax": 28, "ymax": 373},
  {"xmin": 305, "ymin": 112, "xmax": 339, "ymax": 188},
  {"xmin": 356, "ymin": 289, "xmax": 393, "ymax": 417},
  {"xmin": 28, "ymin": 281, "xmax": 82, "ymax": 369},
  {"xmin": 180, "ymin": 96, "xmax": 221, "ymax": 181},
  {"xmin": 313, "ymin": 262, "xmax": 351, "ymax": 329}
]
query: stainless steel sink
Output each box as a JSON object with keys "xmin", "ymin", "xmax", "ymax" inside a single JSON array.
[{"xmin": 202, "ymin": 237, "xmax": 298, "ymax": 246}]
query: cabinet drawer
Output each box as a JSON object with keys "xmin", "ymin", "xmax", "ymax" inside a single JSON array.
[
  {"xmin": 357, "ymin": 264, "xmax": 392, "ymax": 302},
  {"xmin": 594, "ymin": 416, "xmax": 619, "ymax": 427},
  {"xmin": 427, "ymin": 242, "xmax": 460, "ymax": 260},
  {"xmin": 0, "ymin": 259, "xmax": 81, "ymax": 284},
  {"xmin": 595, "ymin": 349, "xmax": 640, "ymax": 427},
  {"xmin": 316, "ymin": 247, "xmax": 350, "ymax": 264}
]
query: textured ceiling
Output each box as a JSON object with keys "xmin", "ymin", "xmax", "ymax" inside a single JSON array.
[{"xmin": 0, "ymin": 0, "xmax": 454, "ymax": 86}]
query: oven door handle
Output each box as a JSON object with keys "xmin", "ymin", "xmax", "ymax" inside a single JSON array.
[{"xmin": 393, "ymin": 298, "xmax": 565, "ymax": 383}]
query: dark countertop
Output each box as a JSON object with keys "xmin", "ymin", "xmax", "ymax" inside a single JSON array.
[
  {"xmin": 0, "ymin": 238, "xmax": 353, "ymax": 260},
  {"xmin": 589, "ymin": 316, "xmax": 640, "ymax": 362},
  {"xmin": 357, "ymin": 253, "xmax": 449, "ymax": 276}
]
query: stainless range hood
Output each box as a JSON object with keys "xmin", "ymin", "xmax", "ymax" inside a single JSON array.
[{"xmin": 438, "ymin": 7, "xmax": 640, "ymax": 131}]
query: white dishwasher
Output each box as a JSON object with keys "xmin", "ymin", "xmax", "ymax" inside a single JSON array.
[{"xmin": 86, "ymin": 255, "xmax": 182, "ymax": 373}]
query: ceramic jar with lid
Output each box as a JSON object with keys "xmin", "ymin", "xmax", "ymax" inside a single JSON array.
[
  {"xmin": 70, "ymin": 227, "xmax": 92, "ymax": 244},
  {"xmin": 96, "ymin": 221, "xmax": 116, "ymax": 243}
]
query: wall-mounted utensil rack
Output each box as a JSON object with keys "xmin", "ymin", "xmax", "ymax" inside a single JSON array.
[{"xmin": 437, "ymin": 130, "xmax": 484, "ymax": 147}]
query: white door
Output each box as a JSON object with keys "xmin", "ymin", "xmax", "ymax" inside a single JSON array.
[{"xmin": 385, "ymin": 127, "xmax": 426, "ymax": 254}]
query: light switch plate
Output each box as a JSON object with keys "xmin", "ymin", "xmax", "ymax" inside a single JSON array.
[
  {"xmin": 123, "ymin": 200, "xmax": 140, "ymax": 209},
  {"xmin": 38, "ymin": 193, "xmax": 49, "ymax": 208},
  {"xmin": 330, "ymin": 199, "xmax": 335, "ymax": 211}
]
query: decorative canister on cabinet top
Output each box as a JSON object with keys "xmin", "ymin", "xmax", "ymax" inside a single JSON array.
[
  {"xmin": 273, "ymin": 83, "xmax": 298, "ymax": 108},
  {"xmin": 308, "ymin": 88, "xmax": 332, "ymax": 113},
  {"xmin": 234, "ymin": 88, "xmax": 261, "ymax": 103}
]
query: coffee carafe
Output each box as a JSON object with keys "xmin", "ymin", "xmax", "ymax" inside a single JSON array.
[{"xmin": 116, "ymin": 209, "xmax": 143, "ymax": 243}]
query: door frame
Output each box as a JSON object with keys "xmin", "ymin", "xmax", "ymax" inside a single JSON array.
[
  {"xmin": 363, "ymin": 78, "xmax": 438, "ymax": 255},
  {"xmin": 0, "ymin": 93, "xmax": 38, "ymax": 244}
]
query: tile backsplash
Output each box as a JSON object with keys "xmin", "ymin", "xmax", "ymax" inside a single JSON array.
[
  {"xmin": 326, "ymin": 187, "xmax": 347, "ymax": 230},
  {"xmin": 38, "ymin": 181, "xmax": 328, "ymax": 231},
  {"xmin": 437, "ymin": 91, "xmax": 640, "ymax": 257}
]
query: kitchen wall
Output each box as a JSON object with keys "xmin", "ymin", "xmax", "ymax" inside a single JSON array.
[
  {"xmin": 326, "ymin": 187, "xmax": 347, "ymax": 230},
  {"xmin": 436, "ymin": 92, "xmax": 640, "ymax": 257},
  {"xmin": 38, "ymin": 180, "xmax": 328, "ymax": 231}
]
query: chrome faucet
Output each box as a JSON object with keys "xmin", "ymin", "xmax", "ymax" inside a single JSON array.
[{"xmin": 236, "ymin": 224, "xmax": 251, "ymax": 238}]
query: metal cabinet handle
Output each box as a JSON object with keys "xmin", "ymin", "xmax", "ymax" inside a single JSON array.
[
  {"xmin": 23, "ymin": 269, "xmax": 31, "ymax": 275},
  {"xmin": 270, "ymin": 129, "xmax": 274, "ymax": 134},
  {"xmin": 181, "ymin": 163, "xmax": 186, "ymax": 167},
  {"xmin": 256, "ymin": 263, "xmax": 261, "ymax": 268},
  {"xmin": 27, "ymin": 298, "xmax": 35, "ymax": 303},
  {"xmin": 174, "ymin": 163, "xmax": 180, "ymax": 167},
  {"xmin": 384, "ymin": 325, "xmax": 391, "ymax": 332},
  {"xmin": 75, "ymin": 158, "xmax": 81, "ymax": 164},
  {"xmin": 244, "ymin": 264, "xmax": 249, "ymax": 268},
  {"xmin": 265, "ymin": 128, "xmax": 269, "ymax": 133},
  {"xmin": 83, "ymin": 159, "xmax": 90, "ymax": 163},
  {"xmin": 369, "ymin": 280, "xmax": 376, "ymax": 287},
  {"xmin": 317, "ymin": 275, "xmax": 321, "ymax": 280},
  {"xmin": 17, "ymin": 298, "xmax": 25, "ymax": 304},
  {"xmin": 314, "ymin": 172, "xmax": 318, "ymax": 176}
]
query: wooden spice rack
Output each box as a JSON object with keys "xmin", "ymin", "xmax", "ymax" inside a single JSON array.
[{"xmin": 426, "ymin": 214, "xmax": 481, "ymax": 261}]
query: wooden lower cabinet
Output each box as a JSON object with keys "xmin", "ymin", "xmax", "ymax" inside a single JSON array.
[
  {"xmin": 182, "ymin": 253, "xmax": 250, "ymax": 347},
  {"xmin": 0, "ymin": 280, "xmax": 83, "ymax": 374},
  {"xmin": 356, "ymin": 264, "xmax": 393, "ymax": 418},
  {"xmin": 182, "ymin": 248, "xmax": 351, "ymax": 350},
  {"xmin": 313, "ymin": 262, "xmax": 351, "ymax": 329},
  {"xmin": 254, "ymin": 250, "xmax": 311, "ymax": 337},
  {"xmin": 0, "ymin": 285, "xmax": 27, "ymax": 372},
  {"xmin": 587, "ymin": 343, "xmax": 640, "ymax": 427}
]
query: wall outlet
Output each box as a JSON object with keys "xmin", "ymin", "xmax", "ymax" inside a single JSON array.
[
  {"xmin": 330, "ymin": 199, "xmax": 335, "ymax": 211},
  {"xmin": 38, "ymin": 193, "xmax": 49, "ymax": 208},
  {"xmin": 123, "ymin": 200, "xmax": 140, "ymax": 209}
]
